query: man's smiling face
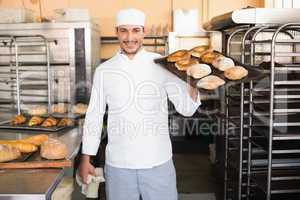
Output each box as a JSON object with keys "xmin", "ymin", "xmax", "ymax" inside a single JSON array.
[{"xmin": 116, "ymin": 25, "xmax": 145, "ymax": 56}]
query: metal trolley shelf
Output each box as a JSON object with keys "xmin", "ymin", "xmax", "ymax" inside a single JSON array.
[
  {"xmin": 221, "ymin": 23, "xmax": 300, "ymax": 200},
  {"xmin": 0, "ymin": 35, "xmax": 52, "ymax": 114}
]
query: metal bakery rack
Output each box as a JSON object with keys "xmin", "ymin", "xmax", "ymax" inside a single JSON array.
[
  {"xmin": 204, "ymin": 8, "xmax": 300, "ymax": 200},
  {"xmin": 0, "ymin": 34, "xmax": 52, "ymax": 115}
]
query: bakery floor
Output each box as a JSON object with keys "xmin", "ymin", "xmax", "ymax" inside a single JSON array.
[{"xmin": 72, "ymin": 137, "xmax": 223, "ymax": 200}]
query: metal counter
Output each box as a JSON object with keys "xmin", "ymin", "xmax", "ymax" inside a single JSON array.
[{"xmin": 0, "ymin": 126, "xmax": 82, "ymax": 200}]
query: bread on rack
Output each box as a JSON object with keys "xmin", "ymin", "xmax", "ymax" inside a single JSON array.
[
  {"xmin": 51, "ymin": 103, "xmax": 68, "ymax": 114},
  {"xmin": 41, "ymin": 116, "xmax": 58, "ymax": 127},
  {"xmin": 57, "ymin": 118, "xmax": 74, "ymax": 127},
  {"xmin": 40, "ymin": 138, "xmax": 67, "ymax": 160},
  {"xmin": 72, "ymin": 103, "xmax": 88, "ymax": 114},
  {"xmin": 212, "ymin": 56, "xmax": 235, "ymax": 71},
  {"xmin": 200, "ymin": 51, "xmax": 222, "ymax": 64},
  {"xmin": 10, "ymin": 114, "xmax": 26, "ymax": 125},
  {"xmin": 196, "ymin": 75, "xmax": 225, "ymax": 90},
  {"xmin": 175, "ymin": 58, "xmax": 199, "ymax": 71},
  {"xmin": 28, "ymin": 116, "xmax": 43, "ymax": 127},
  {"xmin": 167, "ymin": 50, "xmax": 191, "ymax": 62},
  {"xmin": 0, "ymin": 141, "xmax": 38, "ymax": 153},
  {"xmin": 189, "ymin": 45, "xmax": 211, "ymax": 58},
  {"xmin": 224, "ymin": 66, "xmax": 248, "ymax": 80},
  {"xmin": 0, "ymin": 134, "xmax": 49, "ymax": 146},
  {"xmin": 0, "ymin": 144, "xmax": 21, "ymax": 162},
  {"xmin": 19, "ymin": 134, "xmax": 49, "ymax": 146},
  {"xmin": 27, "ymin": 105, "xmax": 47, "ymax": 116},
  {"xmin": 186, "ymin": 64, "xmax": 212, "ymax": 79}
]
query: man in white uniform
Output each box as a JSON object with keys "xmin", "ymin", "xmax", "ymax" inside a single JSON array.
[{"xmin": 79, "ymin": 8, "xmax": 201, "ymax": 200}]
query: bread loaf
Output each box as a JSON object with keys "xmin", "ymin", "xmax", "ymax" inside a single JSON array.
[
  {"xmin": 0, "ymin": 144, "xmax": 21, "ymax": 162},
  {"xmin": 186, "ymin": 64, "xmax": 211, "ymax": 79},
  {"xmin": 28, "ymin": 105, "xmax": 47, "ymax": 116},
  {"xmin": 19, "ymin": 134, "xmax": 49, "ymax": 146},
  {"xmin": 72, "ymin": 103, "xmax": 88, "ymax": 114},
  {"xmin": 51, "ymin": 103, "xmax": 68, "ymax": 114},
  {"xmin": 0, "ymin": 134, "xmax": 49, "ymax": 146},
  {"xmin": 212, "ymin": 56, "xmax": 235, "ymax": 71},
  {"xmin": 200, "ymin": 51, "xmax": 222, "ymax": 64},
  {"xmin": 189, "ymin": 45, "xmax": 210, "ymax": 58},
  {"xmin": 175, "ymin": 58, "xmax": 199, "ymax": 71},
  {"xmin": 224, "ymin": 66, "xmax": 248, "ymax": 80},
  {"xmin": 167, "ymin": 50, "xmax": 191, "ymax": 62},
  {"xmin": 0, "ymin": 141, "xmax": 38, "ymax": 153},
  {"xmin": 196, "ymin": 75, "xmax": 225, "ymax": 90},
  {"xmin": 41, "ymin": 138, "xmax": 67, "ymax": 160}
]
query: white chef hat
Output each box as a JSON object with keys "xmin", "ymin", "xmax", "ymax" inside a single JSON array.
[{"xmin": 116, "ymin": 8, "xmax": 145, "ymax": 27}]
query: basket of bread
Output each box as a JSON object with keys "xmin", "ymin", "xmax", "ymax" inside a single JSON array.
[
  {"xmin": 155, "ymin": 45, "xmax": 264, "ymax": 91},
  {"xmin": 0, "ymin": 134, "xmax": 71, "ymax": 169}
]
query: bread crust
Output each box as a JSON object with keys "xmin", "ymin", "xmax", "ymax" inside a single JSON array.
[
  {"xmin": 186, "ymin": 64, "xmax": 211, "ymax": 79},
  {"xmin": 212, "ymin": 56, "xmax": 235, "ymax": 71},
  {"xmin": 40, "ymin": 138, "xmax": 67, "ymax": 160},
  {"xmin": 175, "ymin": 58, "xmax": 199, "ymax": 71},
  {"xmin": 201, "ymin": 51, "xmax": 222, "ymax": 64},
  {"xmin": 189, "ymin": 46, "xmax": 210, "ymax": 58},
  {"xmin": 224, "ymin": 66, "xmax": 248, "ymax": 80},
  {"xmin": 0, "ymin": 144, "xmax": 21, "ymax": 162},
  {"xmin": 167, "ymin": 50, "xmax": 191, "ymax": 62},
  {"xmin": 197, "ymin": 75, "xmax": 225, "ymax": 90}
]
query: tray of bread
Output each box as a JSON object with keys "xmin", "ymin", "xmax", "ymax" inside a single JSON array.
[
  {"xmin": 154, "ymin": 46, "xmax": 265, "ymax": 92},
  {"xmin": 0, "ymin": 114, "xmax": 75, "ymax": 132},
  {"xmin": 0, "ymin": 134, "xmax": 71, "ymax": 168}
]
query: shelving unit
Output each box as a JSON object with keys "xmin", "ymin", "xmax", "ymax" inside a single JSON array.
[
  {"xmin": 0, "ymin": 35, "xmax": 52, "ymax": 114},
  {"xmin": 222, "ymin": 23, "xmax": 300, "ymax": 200}
]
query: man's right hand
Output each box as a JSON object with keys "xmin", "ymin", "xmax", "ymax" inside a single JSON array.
[{"xmin": 79, "ymin": 154, "xmax": 96, "ymax": 184}]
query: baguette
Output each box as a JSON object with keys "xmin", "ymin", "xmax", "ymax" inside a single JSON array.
[
  {"xmin": 19, "ymin": 134, "xmax": 49, "ymax": 146},
  {"xmin": 0, "ymin": 144, "xmax": 21, "ymax": 162},
  {"xmin": 0, "ymin": 141, "xmax": 37, "ymax": 153}
]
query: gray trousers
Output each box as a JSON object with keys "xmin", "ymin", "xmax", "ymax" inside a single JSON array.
[{"xmin": 104, "ymin": 159, "xmax": 178, "ymax": 200}]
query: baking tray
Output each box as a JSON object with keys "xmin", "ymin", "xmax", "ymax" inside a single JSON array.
[
  {"xmin": 45, "ymin": 113, "xmax": 85, "ymax": 119},
  {"xmin": 0, "ymin": 116, "xmax": 75, "ymax": 132},
  {"xmin": 154, "ymin": 53, "xmax": 266, "ymax": 93}
]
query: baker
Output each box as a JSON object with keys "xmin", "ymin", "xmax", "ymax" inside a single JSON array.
[{"xmin": 79, "ymin": 8, "xmax": 201, "ymax": 200}]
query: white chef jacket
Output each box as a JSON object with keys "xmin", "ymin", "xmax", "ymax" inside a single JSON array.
[{"xmin": 82, "ymin": 48, "xmax": 201, "ymax": 169}]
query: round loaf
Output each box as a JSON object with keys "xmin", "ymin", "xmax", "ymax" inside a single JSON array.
[
  {"xmin": 40, "ymin": 138, "xmax": 67, "ymax": 160},
  {"xmin": 212, "ymin": 56, "xmax": 235, "ymax": 71},
  {"xmin": 196, "ymin": 75, "xmax": 225, "ymax": 90},
  {"xmin": 167, "ymin": 50, "xmax": 191, "ymax": 62},
  {"xmin": 186, "ymin": 64, "xmax": 211, "ymax": 79},
  {"xmin": 189, "ymin": 45, "xmax": 210, "ymax": 58},
  {"xmin": 224, "ymin": 66, "xmax": 248, "ymax": 80},
  {"xmin": 201, "ymin": 51, "xmax": 222, "ymax": 64},
  {"xmin": 0, "ymin": 144, "xmax": 21, "ymax": 162},
  {"xmin": 175, "ymin": 58, "xmax": 199, "ymax": 71}
]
